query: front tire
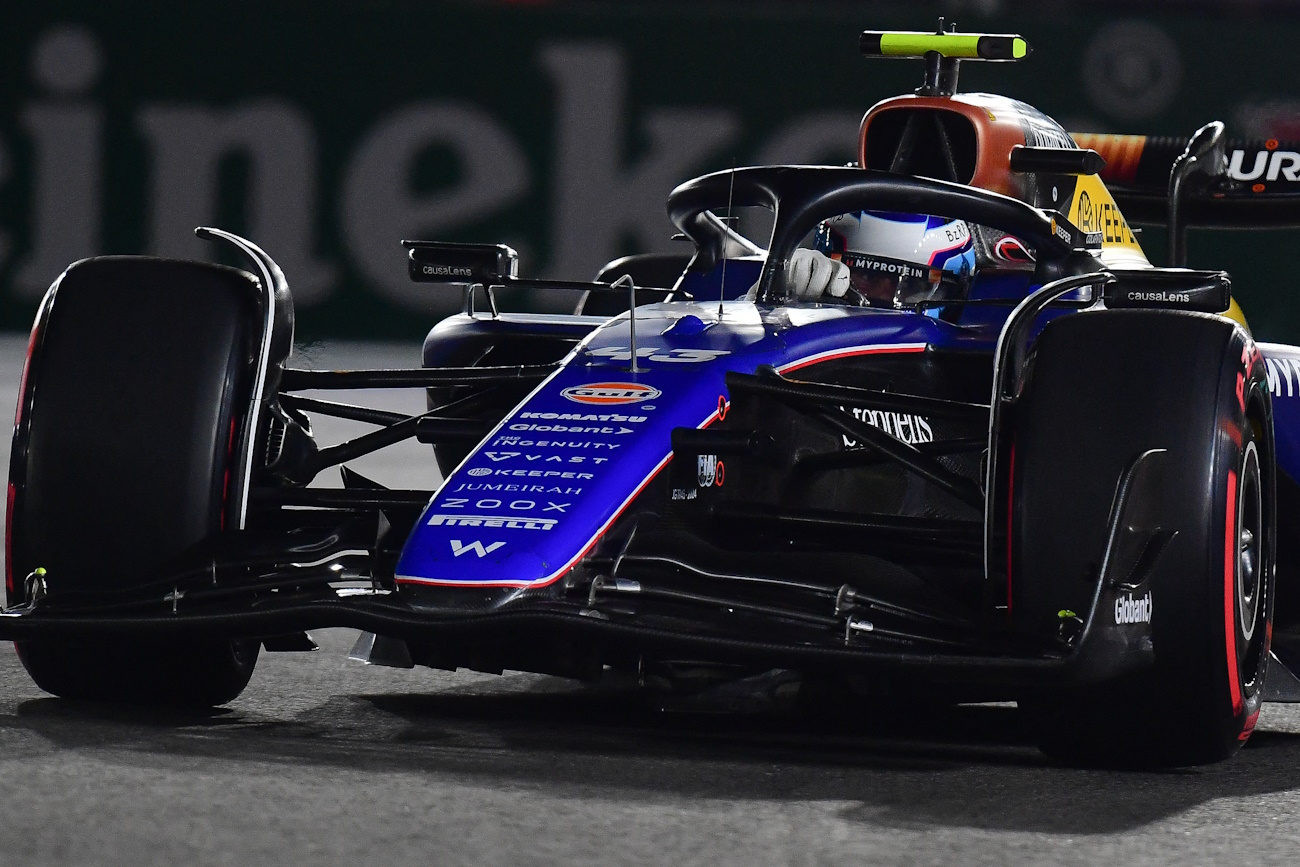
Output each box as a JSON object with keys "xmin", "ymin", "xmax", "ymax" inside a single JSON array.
[
  {"xmin": 9, "ymin": 257, "xmax": 270, "ymax": 706},
  {"xmin": 1011, "ymin": 310, "xmax": 1274, "ymax": 767},
  {"xmin": 17, "ymin": 639, "xmax": 259, "ymax": 707}
]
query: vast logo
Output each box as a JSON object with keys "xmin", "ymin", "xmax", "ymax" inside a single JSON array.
[
  {"xmin": 562, "ymin": 382, "xmax": 661, "ymax": 405},
  {"xmin": 450, "ymin": 540, "xmax": 506, "ymax": 558}
]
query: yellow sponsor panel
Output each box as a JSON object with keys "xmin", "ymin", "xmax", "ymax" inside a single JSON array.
[
  {"xmin": 1225, "ymin": 298, "xmax": 1251, "ymax": 332},
  {"xmin": 1066, "ymin": 175, "xmax": 1147, "ymax": 257},
  {"xmin": 1065, "ymin": 176, "xmax": 1252, "ymax": 330}
]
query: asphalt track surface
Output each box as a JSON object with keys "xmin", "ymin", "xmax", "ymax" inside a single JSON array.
[{"xmin": 5, "ymin": 338, "xmax": 1300, "ymax": 865}]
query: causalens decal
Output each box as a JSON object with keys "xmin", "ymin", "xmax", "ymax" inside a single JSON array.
[{"xmin": 394, "ymin": 302, "xmax": 939, "ymax": 589}]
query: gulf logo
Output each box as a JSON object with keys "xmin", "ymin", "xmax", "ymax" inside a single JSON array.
[{"xmin": 561, "ymin": 382, "xmax": 661, "ymax": 405}]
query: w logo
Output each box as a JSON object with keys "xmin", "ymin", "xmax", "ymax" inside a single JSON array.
[{"xmin": 450, "ymin": 539, "xmax": 505, "ymax": 558}]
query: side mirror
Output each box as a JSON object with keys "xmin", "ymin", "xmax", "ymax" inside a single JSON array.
[
  {"xmin": 402, "ymin": 240, "xmax": 519, "ymax": 284},
  {"xmin": 1102, "ymin": 269, "xmax": 1231, "ymax": 314}
]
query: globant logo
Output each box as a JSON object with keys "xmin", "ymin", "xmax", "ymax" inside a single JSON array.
[{"xmin": 1114, "ymin": 591, "xmax": 1153, "ymax": 625}]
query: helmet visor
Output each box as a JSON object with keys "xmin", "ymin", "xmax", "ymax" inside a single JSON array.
[{"xmin": 838, "ymin": 252, "xmax": 971, "ymax": 307}]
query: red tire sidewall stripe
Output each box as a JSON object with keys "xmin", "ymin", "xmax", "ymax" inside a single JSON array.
[
  {"xmin": 1224, "ymin": 466, "xmax": 1244, "ymax": 717},
  {"xmin": 4, "ymin": 483, "xmax": 14, "ymax": 597},
  {"xmin": 1005, "ymin": 440, "xmax": 1015, "ymax": 615}
]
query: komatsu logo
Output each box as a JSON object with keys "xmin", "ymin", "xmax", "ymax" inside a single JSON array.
[
  {"xmin": 1114, "ymin": 591, "xmax": 1153, "ymax": 625},
  {"xmin": 518, "ymin": 411, "xmax": 647, "ymax": 423}
]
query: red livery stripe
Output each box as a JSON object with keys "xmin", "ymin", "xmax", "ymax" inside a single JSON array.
[{"xmin": 1225, "ymin": 468, "xmax": 1243, "ymax": 716}]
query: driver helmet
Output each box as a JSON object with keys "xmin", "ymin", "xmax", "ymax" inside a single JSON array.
[{"xmin": 815, "ymin": 211, "xmax": 976, "ymax": 306}]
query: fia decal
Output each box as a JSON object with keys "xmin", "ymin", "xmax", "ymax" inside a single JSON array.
[{"xmin": 696, "ymin": 454, "xmax": 725, "ymax": 488}]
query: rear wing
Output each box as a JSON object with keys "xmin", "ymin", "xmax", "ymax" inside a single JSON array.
[{"xmin": 1072, "ymin": 129, "xmax": 1300, "ymax": 229}]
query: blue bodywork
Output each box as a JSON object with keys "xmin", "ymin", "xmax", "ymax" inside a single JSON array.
[
  {"xmin": 398, "ymin": 261, "xmax": 1300, "ymax": 593},
  {"xmin": 1260, "ymin": 342, "xmax": 1300, "ymax": 483},
  {"xmin": 399, "ymin": 294, "xmax": 988, "ymax": 591}
]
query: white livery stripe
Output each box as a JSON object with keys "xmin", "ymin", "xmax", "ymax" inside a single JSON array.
[{"xmin": 777, "ymin": 343, "xmax": 927, "ymax": 374}]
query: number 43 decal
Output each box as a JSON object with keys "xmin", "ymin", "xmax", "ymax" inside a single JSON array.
[{"xmin": 588, "ymin": 347, "xmax": 730, "ymax": 363}]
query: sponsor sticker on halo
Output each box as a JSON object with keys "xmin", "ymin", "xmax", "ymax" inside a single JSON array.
[{"xmin": 562, "ymin": 382, "xmax": 662, "ymax": 406}]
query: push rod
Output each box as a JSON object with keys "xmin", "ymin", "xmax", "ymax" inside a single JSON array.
[
  {"xmin": 277, "ymin": 411, "xmax": 488, "ymax": 484},
  {"xmin": 279, "ymin": 394, "xmax": 407, "ymax": 426},
  {"xmin": 280, "ymin": 364, "xmax": 556, "ymax": 391},
  {"xmin": 249, "ymin": 487, "xmax": 434, "ymax": 510}
]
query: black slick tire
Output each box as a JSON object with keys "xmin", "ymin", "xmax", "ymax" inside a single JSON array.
[
  {"xmin": 17, "ymin": 638, "xmax": 259, "ymax": 707},
  {"xmin": 1011, "ymin": 309, "xmax": 1274, "ymax": 768},
  {"xmin": 8, "ymin": 257, "xmax": 265, "ymax": 707}
]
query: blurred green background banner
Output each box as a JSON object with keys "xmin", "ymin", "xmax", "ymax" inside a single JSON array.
[{"xmin": 3, "ymin": 1, "xmax": 1300, "ymax": 340}]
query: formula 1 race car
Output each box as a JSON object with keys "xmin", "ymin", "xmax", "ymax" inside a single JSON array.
[{"xmin": 7, "ymin": 26, "xmax": 1300, "ymax": 768}]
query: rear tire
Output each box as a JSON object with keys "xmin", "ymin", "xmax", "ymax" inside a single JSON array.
[
  {"xmin": 1011, "ymin": 310, "xmax": 1274, "ymax": 767},
  {"xmin": 576, "ymin": 253, "xmax": 691, "ymax": 316},
  {"xmin": 9, "ymin": 257, "xmax": 269, "ymax": 706}
]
